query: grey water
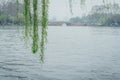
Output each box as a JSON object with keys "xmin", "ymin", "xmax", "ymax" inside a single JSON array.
[{"xmin": 0, "ymin": 26, "xmax": 120, "ymax": 80}]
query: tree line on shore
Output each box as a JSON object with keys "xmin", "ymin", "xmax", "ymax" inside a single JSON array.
[
  {"xmin": 0, "ymin": 1, "xmax": 24, "ymax": 25},
  {"xmin": 70, "ymin": 3, "xmax": 120, "ymax": 26}
]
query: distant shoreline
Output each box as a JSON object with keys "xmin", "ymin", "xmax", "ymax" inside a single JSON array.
[{"xmin": 0, "ymin": 22, "xmax": 120, "ymax": 28}]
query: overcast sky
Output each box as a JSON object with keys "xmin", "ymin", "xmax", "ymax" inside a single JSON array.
[{"xmin": 49, "ymin": 0, "xmax": 120, "ymax": 21}]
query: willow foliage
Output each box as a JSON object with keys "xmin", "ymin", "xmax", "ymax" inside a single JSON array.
[
  {"xmin": 32, "ymin": 0, "xmax": 39, "ymax": 54},
  {"xmin": 40, "ymin": 0, "xmax": 49, "ymax": 63},
  {"xmin": 22, "ymin": 0, "xmax": 49, "ymax": 63},
  {"xmin": 24, "ymin": 0, "xmax": 31, "ymax": 39},
  {"xmin": 16, "ymin": 0, "xmax": 19, "ymax": 19}
]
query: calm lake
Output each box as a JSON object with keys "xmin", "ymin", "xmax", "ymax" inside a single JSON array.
[{"xmin": 0, "ymin": 26, "xmax": 120, "ymax": 80}]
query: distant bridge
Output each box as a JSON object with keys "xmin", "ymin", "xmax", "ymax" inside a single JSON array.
[{"xmin": 48, "ymin": 21, "xmax": 84, "ymax": 26}]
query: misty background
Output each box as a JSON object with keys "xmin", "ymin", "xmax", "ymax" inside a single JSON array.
[{"xmin": 0, "ymin": 0, "xmax": 120, "ymax": 26}]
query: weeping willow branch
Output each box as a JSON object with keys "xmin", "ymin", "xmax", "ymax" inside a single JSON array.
[
  {"xmin": 24, "ymin": 0, "xmax": 30, "ymax": 39},
  {"xmin": 23, "ymin": 0, "xmax": 49, "ymax": 62},
  {"xmin": 28, "ymin": 0, "xmax": 32, "ymax": 26},
  {"xmin": 16, "ymin": 0, "xmax": 19, "ymax": 19},
  {"xmin": 40, "ymin": 0, "xmax": 49, "ymax": 63},
  {"xmin": 32, "ymin": 0, "xmax": 39, "ymax": 53}
]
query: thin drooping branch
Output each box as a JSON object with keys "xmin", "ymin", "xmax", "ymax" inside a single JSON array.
[
  {"xmin": 16, "ymin": 0, "xmax": 19, "ymax": 19},
  {"xmin": 23, "ymin": 0, "xmax": 49, "ymax": 62},
  {"xmin": 32, "ymin": 0, "xmax": 39, "ymax": 53},
  {"xmin": 24, "ymin": 0, "xmax": 31, "ymax": 39},
  {"xmin": 40, "ymin": 0, "xmax": 49, "ymax": 63}
]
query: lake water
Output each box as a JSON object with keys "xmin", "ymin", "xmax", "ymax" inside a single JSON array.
[{"xmin": 0, "ymin": 26, "xmax": 120, "ymax": 80}]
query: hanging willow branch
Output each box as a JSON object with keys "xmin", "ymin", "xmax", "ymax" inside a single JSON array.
[
  {"xmin": 16, "ymin": 0, "xmax": 19, "ymax": 19},
  {"xmin": 22, "ymin": 0, "xmax": 49, "ymax": 62},
  {"xmin": 32, "ymin": 0, "xmax": 39, "ymax": 53},
  {"xmin": 24, "ymin": 0, "xmax": 31, "ymax": 39},
  {"xmin": 40, "ymin": 0, "xmax": 49, "ymax": 63}
]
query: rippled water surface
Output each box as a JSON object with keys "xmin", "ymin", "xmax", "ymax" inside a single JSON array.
[{"xmin": 0, "ymin": 26, "xmax": 120, "ymax": 80}]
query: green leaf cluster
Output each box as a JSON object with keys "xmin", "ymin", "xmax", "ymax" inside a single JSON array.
[{"xmin": 23, "ymin": 0, "xmax": 49, "ymax": 63}]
